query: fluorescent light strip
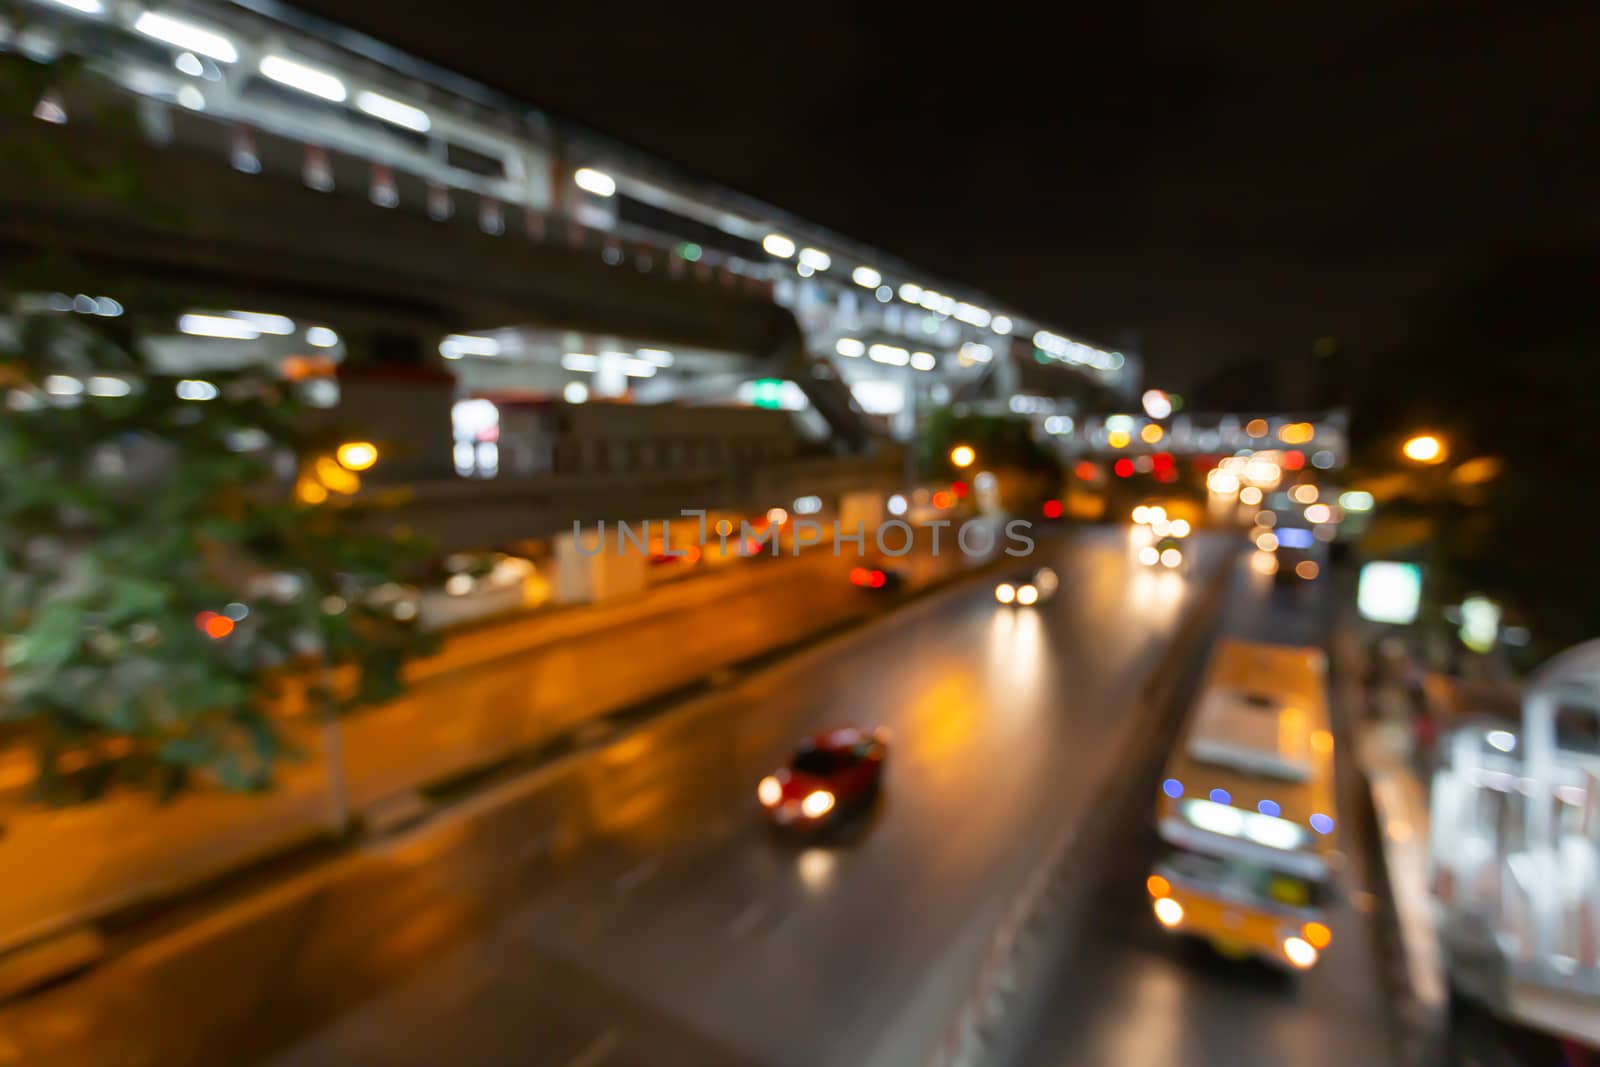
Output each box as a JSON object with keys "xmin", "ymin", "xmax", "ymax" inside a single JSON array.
[
  {"xmin": 134, "ymin": 12, "xmax": 237, "ymax": 63},
  {"xmin": 440, "ymin": 334, "xmax": 500, "ymax": 359},
  {"xmin": 179, "ymin": 313, "xmax": 258, "ymax": 339},
  {"xmin": 355, "ymin": 91, "xmax": 430, "ymax": 133},
  {"xmin": 259, "ymin": 55, "xmax": 346, "ymax": 102},
  {"xmin": 573, "ymin": 168, "xmax": 616, "ymax": 197},
  {"xmin": 45, "ymin": 0, "xmax": 104, "ymax": 15},
  {"xmin": 227, "ymin": 310, "xmax": 294, "ymax": 335}
]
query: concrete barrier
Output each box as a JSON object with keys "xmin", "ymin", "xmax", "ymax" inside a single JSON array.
[
  {"xmin": 0, "ymin": 536, "xmax": 981, "ymax": 967},
  {"xmin": 0, "ymin": 534, "xmax": 1026, "ymax": 1065}
]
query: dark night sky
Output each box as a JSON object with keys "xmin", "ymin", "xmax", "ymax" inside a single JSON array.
[{"xmin": 299, "ymin": 1, "xmax": 1600, "ymax": 397}]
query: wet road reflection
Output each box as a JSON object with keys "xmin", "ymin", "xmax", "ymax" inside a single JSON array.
[
  {"xmin": 1004, "ymin": 556, "xmax": 1394, "ymax": 1067},
  {"xmin": 268, "ymin": 529, "xmax": 1233, "ymax": 1067}
]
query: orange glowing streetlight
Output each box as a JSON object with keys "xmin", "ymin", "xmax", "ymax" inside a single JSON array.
[
  {"xmin": 336, "ymin": 441, "xmax": 379, "ymax": 471},
  {"xmin": 1402, "ymin": 433, "xmax": 1446, "ymax": 464}
]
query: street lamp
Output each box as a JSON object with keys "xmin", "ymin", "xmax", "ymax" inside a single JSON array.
[
  {"xmin": 336, "ymin": 441, "xmax": 379, "ymax": 471},
  {"xmin": 1402, "ymin": 433, "xmax": 1446, "ymax": 464},
  {"xmin": 1142, "ymin": 389, "xmax": 1173, "ymax": 420},
  {"xmin": 949, "ymin": 444, "xmax": 976, "ymax": 469}
]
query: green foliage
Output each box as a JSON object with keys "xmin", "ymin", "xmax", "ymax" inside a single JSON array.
[
  {"xmin": 0, "ymin": 307, "xmax": 435, "ymax": 802},
  {"xmin": 919, "ymin": 408, "xmax": 1062, "ymax": 480}
]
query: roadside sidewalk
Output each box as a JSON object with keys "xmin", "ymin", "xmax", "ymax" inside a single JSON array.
[
  {"xmin": 1331, "ymin": 603, "xmax": 1450, "ymax": 1066},
  {"xmin": 1349, "ymin": 628, "xmax": 1600, "ymax": 1067}
]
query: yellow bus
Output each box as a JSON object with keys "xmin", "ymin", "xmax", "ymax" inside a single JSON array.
[{"xmin": 1147, "ymin": 638, "xmax": 1341, "ymax": 971}]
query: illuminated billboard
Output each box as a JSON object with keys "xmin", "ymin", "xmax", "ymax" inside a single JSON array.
[{"xmin": 1357, "ymin": 562, "xmax": 1422, "ymax": 625}]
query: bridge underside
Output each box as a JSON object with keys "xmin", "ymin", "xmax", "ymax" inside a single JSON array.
[{"xmin": 0, "ymin": 114, "xmax": 803, "ymax": 364}]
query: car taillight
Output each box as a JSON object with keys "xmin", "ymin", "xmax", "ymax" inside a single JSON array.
[
  {"xmin": 849, "ymin": 567, "xmax": 868, "ymax": 586},
  {"xmin": 869, "ymin": 569, "xmax": 886, "ymax": 588}
]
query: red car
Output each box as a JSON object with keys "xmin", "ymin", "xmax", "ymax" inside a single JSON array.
[
  {"xmin": 758, "ymin": 727, "xmax": 889, "ymax": 830},
  {"xmin": 848, "ymin": 562, "xmax": 907, "ymax": 592}
]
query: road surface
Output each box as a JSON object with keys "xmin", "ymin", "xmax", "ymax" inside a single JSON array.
[
  {"xmin": 256, "ymin": 528, "xmax": 1231, "ymax": 1067},
  {"xmin": 997, "ymin": 555, "xmax": 1400, "ymax": 1067}
]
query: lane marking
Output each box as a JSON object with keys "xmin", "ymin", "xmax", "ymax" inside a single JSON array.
[
  {"xmin": 518, "ymin": 827, "xmax": 559, "ymax": 864},
  {"xmin": 613, "ymin": 860, "xmax": 658, "ymax": 896},
  {"xmin": 565, "ymin": 1028, "xmax": 619, "ymax": 1067},
  {"xmin": 726, "ymin": 899, "xmax": 767, "ymax": 939}
]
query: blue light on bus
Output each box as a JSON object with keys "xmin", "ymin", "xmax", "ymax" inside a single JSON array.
[
  {"xmin": 1257, "ymin": 799, "xmax": 1281, "ymax": 817},
  {"xmin": 1276, "ymin": 527, "xmax": 1314, "ymax": 549},
  {"xmin": 1209, "ymin": 788, "xmax": 1232, "ymax": 805},
  {"xmin": 1310, "ymin": 813, "xmax": 1335, "ymax": 835},
  {"xmin": 1162, "ymin": 778, "xmax": 1184, "ymax": 799}
]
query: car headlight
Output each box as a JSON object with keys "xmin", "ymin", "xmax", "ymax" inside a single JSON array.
[
  {"xmin": 757, "ymin": 776, "xmax": 782, "ymax": 807},
  {"xmin": 1016, "ymin": 584, "xmax": 1038, "ymax": 606},
  {"xmin": 995, "ymin": 583, "xmax": 1016, "ymax": 604},
  {"xmin": 1282, "ymin": 936, "xmax": 1318, "ymax": 969},
  {"xmin": 1185, "ymin": 799, "xmax": 1306, "ymax": 851},
  {"xmin": 1244, "ymin": 812, "xmax": 1306, "ymax": 850},
  {"xmin": 801, "ymin": 789, "xmax": 835, "ymax": 818},
  {"xmin": 1184, "ymin": 798, "xmax": 1245, "ymax": 837},
  {"xmin": 1161, "ymin": 548, "xmax": 1183, "ymax": 568},
  {"xmin": 1138, "ymin": 546, "xmax": 1160, "ymax": 566},
  {"xmin": 1154, "ymin": 897, "xmax": 1184, "ymax": 928}
]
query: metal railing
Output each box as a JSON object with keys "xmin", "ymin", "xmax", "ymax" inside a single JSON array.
[{"xmin": 1429, "ymin": 642, "xmax": 1600, "ymax": 1040}]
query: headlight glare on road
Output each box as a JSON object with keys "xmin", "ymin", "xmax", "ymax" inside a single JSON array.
[
  {"xmin": 995, "ymin": 583, "xmax": 1016, "ymax": 604},
  {"xmin": 1153, "ymin": 896, "xmax": 1184, "ymax": 928},
  {"xmin": 801, "ymin": 790, "xmax": 835, "ymax": 818},
  {"xmin": 1283, "ymin": 936, "xmax": 1318, "ymax": 969},
  {"xmin": 758, "ymin": 776, "xmax": 782, "ymax": 807},
  {"xmin": 1017, "ymin": 584, "xmax": 1039, "ymax": 606}
]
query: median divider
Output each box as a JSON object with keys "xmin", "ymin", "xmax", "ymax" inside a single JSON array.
[{"xmin": 926, "ymin": 543, "xmax": 1237, "ymax": 1067}]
